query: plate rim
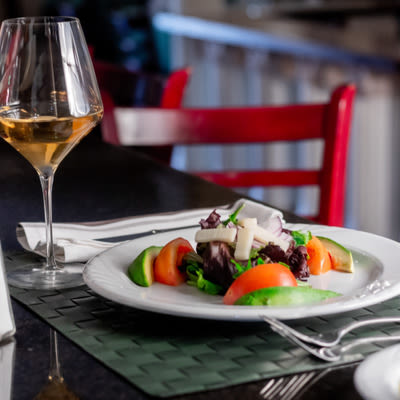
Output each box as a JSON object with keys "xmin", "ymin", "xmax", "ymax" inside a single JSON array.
[{"xmin": 83, "ymin": 223, "xmax": 400, "ymax": 321}]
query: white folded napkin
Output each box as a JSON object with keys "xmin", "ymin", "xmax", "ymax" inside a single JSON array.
[
  {"xmin": 0, "ymin": 245, "xmax": 15, "ymax": 343},
  {"xmin": 17, "ymin": 198, "xmax": 284, "ymax": 263}
]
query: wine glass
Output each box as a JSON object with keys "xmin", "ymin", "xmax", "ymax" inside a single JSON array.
[{"xmin": 0, "ymin": 16, "xmax": 103, "ymax": 289}]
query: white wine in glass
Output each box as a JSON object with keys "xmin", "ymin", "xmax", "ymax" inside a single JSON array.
[{"xmin": 0, "ymin": 16, "xmax": 103, "ymax": 289}]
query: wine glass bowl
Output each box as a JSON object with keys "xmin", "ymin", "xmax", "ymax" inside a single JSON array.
[{"xmin": 0, "ymin": 16, "xmax": 103, "ymax": 289}]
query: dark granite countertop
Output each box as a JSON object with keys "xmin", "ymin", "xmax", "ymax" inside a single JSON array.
[{"xmin": 0, "ymin": 131, "xmax": 363, "ymax": 399}]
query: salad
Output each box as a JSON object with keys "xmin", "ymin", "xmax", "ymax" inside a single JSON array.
[{"xmin": 127, "ymin": 204, "xmax": 354, "ymax": 306}]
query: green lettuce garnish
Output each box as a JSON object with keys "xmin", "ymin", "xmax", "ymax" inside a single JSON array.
[
  {"xmin": 231, "ymin": 256, "xmax": 265, "ymax": 279},
  {"xmin": 222, "ymin": 204, "xmax": 245, "ymax": 226},
  {"xmin": 291, "ymin": 230, "xmax": 312, "ymax": 246},
  {"xmin": 232, "ymin": 258, "xmax": 252, "ymax": 279},
  {"xmin": 256, "ymin": 257, "xmax": 265, "ymax": 265},
  {"xmin": 186, "ymin": 263, "xmax": 223, "ymax": 295}
]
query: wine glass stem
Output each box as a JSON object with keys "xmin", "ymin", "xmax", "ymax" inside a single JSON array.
[{"xmin": 39, "ymin": 172, "xmax": 58, "ymax": 271}]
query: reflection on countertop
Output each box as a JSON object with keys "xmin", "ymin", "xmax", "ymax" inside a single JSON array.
[
  {"xmin": 0, "ymin": 338, "xmax": 15, "ymax": 400},
  {"xmin": 34, "ymin": 330, "xmax": 79, "ymax": 400}
]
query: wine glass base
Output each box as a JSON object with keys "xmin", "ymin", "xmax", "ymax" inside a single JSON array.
[{"xmin": 7, "ymin": 262, "xmax": 85, "ymax": 290}]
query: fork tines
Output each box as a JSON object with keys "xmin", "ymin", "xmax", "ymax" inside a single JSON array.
[{"xmin": 260, "ymin": 372, "xmax": 318, "ymax": 400}]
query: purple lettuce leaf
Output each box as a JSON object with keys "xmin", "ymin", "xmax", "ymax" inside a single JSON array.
[{"xmin": 199, "ymin": 210, "xmax": 221, "ymax": 229}]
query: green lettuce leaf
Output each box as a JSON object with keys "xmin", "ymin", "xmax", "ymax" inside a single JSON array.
[
  {"xmin": 186, "ymin": 263, "xmax": 223, "ymax": 295},
  {"xmin": 222, "ymin": 204, "xmax": 245, "ymax": 226},
  {"xmin": 291, "ymin": 230, "xmax": 312, "ymax": 246}
]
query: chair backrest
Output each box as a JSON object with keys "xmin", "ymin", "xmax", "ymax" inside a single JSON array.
[
  {"xmin": 101, "ymin": 84, "xmax": 356, "ymax": 226},
  {"xmin": 160, "ymin": 67, "xmax": 192, "ymax": 108},
  {"xmin": 94, "ymin": 60, "xmax": 191, "ymax": 107},
  {"xmin": 93, "ymin": 59, "xmax": 191, "ymax": 156}
]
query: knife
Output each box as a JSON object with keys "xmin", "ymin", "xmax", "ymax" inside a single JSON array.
[{"xmin": 97, "ymin": 224, "xmax": 199, "ymax": 243}]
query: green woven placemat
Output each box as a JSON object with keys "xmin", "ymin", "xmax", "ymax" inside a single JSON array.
[{"xmin": 6, "ymin": 252, "xmax": 400, "ymax": 398}]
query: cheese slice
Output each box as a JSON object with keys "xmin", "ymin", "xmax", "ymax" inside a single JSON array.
[
  {"xmin": 239, "ymin": 218, "xmax": 289, "ymax": 252},
  {"xmin": 238, "ymin": 218, "xmax": 257, "ymax": 229},
  {"xmin": 253, "ymin": 225, "xmax": 289, "ymax": 251},
  {"xmin": 234, "ymin": 228, "xmax": 254, "ymax": 260},
  {"xmin": 195, "ymin": 228, "xmax": 236, "ymax": 243}
]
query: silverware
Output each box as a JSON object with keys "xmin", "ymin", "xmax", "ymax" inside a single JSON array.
[
  {"xmin": 265, "ymin": 318, "xmax": 400, "ymax": 362},
  {"xmin": 317, "ymin": 335, "xmax": 400, "ymax": 361},
  {"xmin": 97, "ymin": 224, "xmax": 199, "ymax": 242},
  {"xmin": 260, "ymin": 370, "xmax": 328, "ymax": 400},
  {"xmin": 262, "ymin": 316, "xmax": 400, "ymax": 347}
]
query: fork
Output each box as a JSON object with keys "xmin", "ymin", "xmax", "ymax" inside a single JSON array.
[
  {"xmin": 267, "ymin": 320, "xmax": 400, "ymax": 362},
  {"xmin": 260, "ymin": 369, "xmax": 328, "ymax": 400},
  {"xmin": 262, "ymin": 315, "xmax": 400, "ymax": 347}
]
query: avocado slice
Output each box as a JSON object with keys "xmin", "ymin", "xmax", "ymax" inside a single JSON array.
[
  {"xmin": 234, "ymin": 286, "xmax": 341, "ymax": 306},
  {"xmin": 317, "ymin": 236, "xmax": 354, "ymax": 273},
  {"xmin": 127, "ymin": 246, "xmax": 163, "ymax": 287}
]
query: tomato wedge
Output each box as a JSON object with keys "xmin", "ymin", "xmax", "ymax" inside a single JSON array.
[
  {"xmin": 306, "ymin": 236, "xmax": 332, "ymax": 275},
  {"xmin": 154, "ymin": 237, "xmax": 194, "ymax": 286},
  {"xmin": 223, "ymin": 263, "xmax": 297, "ymax": 305}
]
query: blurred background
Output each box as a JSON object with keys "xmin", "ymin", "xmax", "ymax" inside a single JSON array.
[{"xmin": 2, "ymin": 0, "xmax": 400, "ymax": 240}]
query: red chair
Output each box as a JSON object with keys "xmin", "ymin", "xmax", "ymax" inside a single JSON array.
[
  {"xmin": 93, "ymin": 60, "xmax": 191, "ymax": 109},
  {"xmin": 100, "ymin": 84, "xmax": 356, "ymax": 226},
  {"xmin": 93, "ymin": 59, "xmax": 191, "ymax": 162}
]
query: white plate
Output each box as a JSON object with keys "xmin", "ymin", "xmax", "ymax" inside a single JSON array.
[
  {"xmin": 83, "ymin": 223, "xmax": 400, "ymax": 321},
  {"xmin": 354, "ymin": 344, "xmax": 400, "ymax": 400}
]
